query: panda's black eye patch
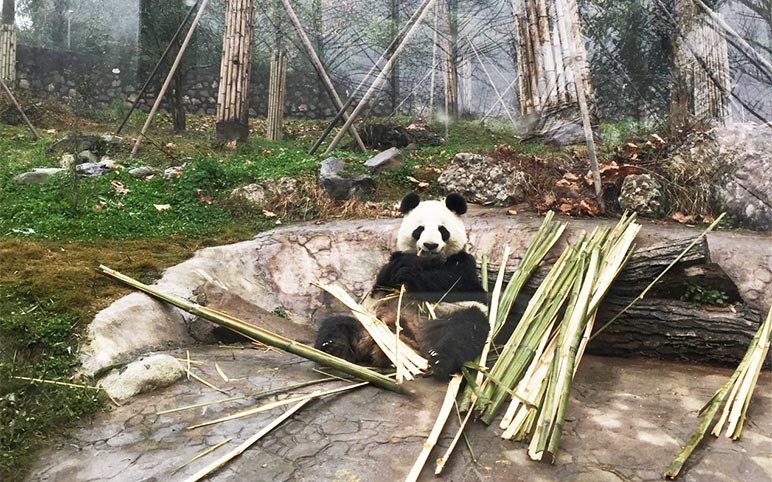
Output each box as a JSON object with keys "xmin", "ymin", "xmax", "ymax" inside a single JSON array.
[
  {"xmin": 412, "ymin": 226, "xmax": 425, "ymax": 240},
  {"xmin": 439, "ymin": 226, "xmax": 450, "ymax": 241}
]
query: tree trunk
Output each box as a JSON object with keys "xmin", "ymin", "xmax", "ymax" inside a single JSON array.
[
  {"xmin": 670, "ymin": 0, "xmax": 730, "ymax": 129},
  {"xmin": 390, "ymin": 0, "xmax": 400, "ymax": 113},
  {"xmin": 444, "ymin": 0, "xmax": 459, "ymax": 120},
  {"xmin": 1, "ymin": 0, "xmax": 14, "ymax": 85},
  {"xmin": 512, "ymin": 0, "xmax": 594, "ymax": 144},
  {"xmin": 215, "ymin": 0, "xmax": 256, "ymax": 142},
  {"xmin": 172, "ymin": 70, "xmax": 186, "ymax": 132}
]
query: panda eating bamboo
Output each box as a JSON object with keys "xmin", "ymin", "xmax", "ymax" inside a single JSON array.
[{"xmin": 315, "ymin": 192, "xmax": 489, "ymax": 378}]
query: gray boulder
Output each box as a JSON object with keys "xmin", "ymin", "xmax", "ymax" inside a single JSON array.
[
  {"xmin": 715, "ymin": 123, "xmax": 772, "ymax": 230},
  {"xmin": 76, "ymin": 162, "xmax": 108, "ymax": 176},
  {"xmin": 98, "ymin": 354, "xmax": 185, "ymax": 401},
  {"xmin": 231, "ymin": 177, "xmax": 299, "ymax": 206},
  {"xmin": 129, "ymin": 166, "xmax": 162, "ymax": 178},
  {"xmin": 364, "ymin": 147, "xmax": 403, "ymax": 172},
  {"xmin": 13, "ymin": 168, "xmax": 64, "ymax": 184},
  {"xmin": 77, "ymin": 150, "xmax": 99, "ymax": 164},
  {"xmin": 319, "ymin": 156, "xmax": 374, "ymax": 200},
  {"xmin": 618, "ymin": 174, "xmax": 666, "ymax": 217},
  {"xmin": 437, "ymin": 153, "xmax": 528, "ymax": 206}
]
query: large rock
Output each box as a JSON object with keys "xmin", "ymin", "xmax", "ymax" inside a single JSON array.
[
  {"xmin": 98, "ymin": 354, "xmax": 185, "ymax": 401},
  {"xmin": 13, "ymin": 167, "xmax": 64, "ymax": 183},
  {"xmin": 716, "ymin": 123, "xmax": 772, "ymax": 230},
  {"xmin": 618, "ymin": 174, "xmax": 666, "ymax": 217},
  {"xmin": 437, "ymin": 153, "xmax": 528, "ymax": 206},
  {"xmin": 318, "ymin": 156, "xmax": 374, "ymax": 200},
  {"xmin": 363, "ymin": 147, "xmax": 403, "ymax": 172},
  {"xmin": 230, "ymin": 177, "xmax": 299, "ymax": 206},
  {"xmin": 666, "ymin": 122, "xmax": 772, "ymax": 230},
  {"xmin": 79, "ymin": 214, "xmax": 772, "ymax": 377}
]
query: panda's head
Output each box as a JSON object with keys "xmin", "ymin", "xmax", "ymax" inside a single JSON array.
[{"xmin": 396, "ymin": 192, "xmax": 469, "ymax": 259}]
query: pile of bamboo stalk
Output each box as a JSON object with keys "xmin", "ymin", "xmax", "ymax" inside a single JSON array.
[
  {"xmin": 418, "ymin": 213, "xmax": 641, "ymax": 477},
  {"xmin": 665, "ymin": 305, "xmax": 772, "ymax": 479}
]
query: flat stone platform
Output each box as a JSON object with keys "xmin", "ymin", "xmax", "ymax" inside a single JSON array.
[{"xmin": 26, "ymin": 347, "xmax": 772, "ymax": 482}]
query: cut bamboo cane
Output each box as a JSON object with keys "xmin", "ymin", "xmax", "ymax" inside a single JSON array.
[
  {"xmin": 405, "ymin": 374, "xmax": 462, "ymax": 482},
  {"xmin": 98, "ymin": 265, "xmax": 402, "ymax": 393},
  {"xmin": 171, "ymin": 437, "xmax": 232, "ymax": 476},
  {"xmin": 181, "ymin": 398, "xmax": 310, "ymax": 482},
  {"xmin": 188, "ymin": 381, "xmax": 367, "ymax": 430},
  {"xmin": 157, "ymin": 376, "xmax": 337, "ymax": 415}
]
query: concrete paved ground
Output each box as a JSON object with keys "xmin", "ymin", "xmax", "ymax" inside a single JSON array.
[{"xmin": 25, "ymin": 347, "xmax": 772, "ymax": 482}]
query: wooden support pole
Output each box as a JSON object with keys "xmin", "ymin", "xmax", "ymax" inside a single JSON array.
[
  {"xmin": 279, "ymin": 0, "xmax": 367, "ymax": 152},
  {"xmin": 116, "ymin": 0, "xmax": 199, "ymax": 135},
  {"xmin": 324, "ymin": 0, "xmax": 438, "ymax": 154},
  {"xmin": 0, "ymin": 76, "xmax": 38, "ymax": 139},
  {"xmin": 130, "ymin": 0, "xmax": 209, "ymax": 158}
]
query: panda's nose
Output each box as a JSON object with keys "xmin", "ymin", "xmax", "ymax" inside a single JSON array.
[{"xmin": 423, "ymin": 242, "xmax": 439, "ymax": 251}]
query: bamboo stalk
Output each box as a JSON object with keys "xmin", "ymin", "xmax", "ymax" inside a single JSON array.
[
  {"xmin": 315, "ymin": 282, "xmax": 428, "ymax": 378},
  {"xmin": 98, "ymin": 265, "xmax": 402, "ymax": 393},
  {"xmin": 170, "ymin": 437, "xmax": 232, "ymax": 476},
  {"xmin": 188, "ymin": 381, "xmax": 367, "ymax": 430},
  {"xmin": 664, "ymin": 307, "xmax": 771, "ymax": 479},
  {"xmin": 157, "ymin": 376, "xmax": 338, "ymax": 415},
  {"xmin": 181, "ymin": 399, "xmax": 310, "ymax": 482},
  {"xmin": 405, "ymin": 374, "xmax": 462, "ymax": 482}
]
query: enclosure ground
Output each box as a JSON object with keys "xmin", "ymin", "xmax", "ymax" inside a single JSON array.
[{"xmin": 25, "ymin": 346, "xmax": 772, "ymax": 482}]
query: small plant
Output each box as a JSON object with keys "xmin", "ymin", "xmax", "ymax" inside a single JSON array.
[{"xmin": 681, "ymin": 282, "xmax": 729, "ymax": 306}]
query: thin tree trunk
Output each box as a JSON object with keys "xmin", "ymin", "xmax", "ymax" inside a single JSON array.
[
  {"xmin": 428, "ymin": 1, "xmax": 439, "ymax": 121},
  {"xmin": 172, "ymin": 70, "xmax": 186, "ymax": 132},
  {"xmin": 445, "ymin": 0, "xmax": 459, "ymax": 120},
  {"xmin": 2, "ymin": 0, "xmax": 14, "ymax": 24},
  {"xmin": 215, "ymin": 0, "xmax": 256, "ymax": 142},
  {"xmin": 390, "ymin": 0, "xmax": 400, "ymax": 113}
]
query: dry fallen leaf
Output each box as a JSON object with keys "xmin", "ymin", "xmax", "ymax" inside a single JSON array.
[
  {"xmin": 195, "ymin": 188, "xmax": 213, "ymax": 204},
  {"xmin": 506, "ymin": 209, "xmax": 518, "ymax": 216},
  {"xmin": 111, "ymin": 180, "xmax": 129, "ymax": 195},
  {"xmin": 262, "ymin": 210, "xmax": 277, "ymax": 218},
  {"xmin": 154, "ymin": 204, "xmax": 171, "ymax": 211}
]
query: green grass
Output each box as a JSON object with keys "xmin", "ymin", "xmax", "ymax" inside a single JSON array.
[{"xmin": 0, "ymin": 286, "xmax": 103, "ymax": 479}]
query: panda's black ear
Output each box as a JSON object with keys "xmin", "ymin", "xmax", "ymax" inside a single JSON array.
[
  {"xmin": 445, "ymin": 193, "xmax": 467, "ymax": 215},
  {"xmin": 400, "ymin": 192, "xmax": 421, "ymax": 213}
]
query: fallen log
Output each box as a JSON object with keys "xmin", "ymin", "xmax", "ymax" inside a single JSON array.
[{"xmin": 591, "ymin": 298, "xmax": 763, "ymax": 366}]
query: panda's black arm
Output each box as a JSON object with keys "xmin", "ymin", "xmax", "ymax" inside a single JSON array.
[{"xmin": 375, "ymin": 251, "xmax": 483, "ymax": 294}]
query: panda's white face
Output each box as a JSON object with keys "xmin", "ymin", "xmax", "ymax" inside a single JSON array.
[{"xmin": 396, "ymin": 197, "xmax": 468, "ymax": 259}]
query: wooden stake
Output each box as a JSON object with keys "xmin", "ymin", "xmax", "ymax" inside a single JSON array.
[
  {"xmin": 324, "ymin": 0, "xmax": 438, "ymax": 153},
  {"xmin": 131, "ymin": 0, "xmax": 209, "ymax": 157},
  {"xmin": 0, "ymin": 75, "xmax": 38, "ymax": 139}
]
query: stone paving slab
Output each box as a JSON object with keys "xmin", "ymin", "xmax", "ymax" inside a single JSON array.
[{"xmin": 26, "ymin": 347, "xmax": 772, "ymax": 482}]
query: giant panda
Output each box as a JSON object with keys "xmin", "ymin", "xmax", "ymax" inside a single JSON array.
[{"xmin": 315, "ymin": 192, "xmax": 489, "ymax": 378}]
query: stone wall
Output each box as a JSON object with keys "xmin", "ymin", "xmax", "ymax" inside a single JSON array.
[{"xmin": 15, "ymin": 45, "xmax": 389, "ymax": 119}]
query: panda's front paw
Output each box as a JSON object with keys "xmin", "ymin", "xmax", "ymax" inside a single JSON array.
[{"xmin": 316, "ymin": 337, "xmax": 355, "ymax": 361}]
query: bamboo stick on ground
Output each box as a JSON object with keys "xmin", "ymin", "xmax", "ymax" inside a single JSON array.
[
  {"xmin": 98, "ymin": 265, "xmax": 402, "ymax": 393},
  {"xmin": 170, "ymin": 437, "xmax": 232, "ymax": 476},
  {"xmin": 181, "ymin": 399, "xmax": 310, "ymax": 482},
  {"xmin": 187, "ymin": 381, "xmax": 367, "ymax": 430},
  {"xmin": 405, "ymin": 374, "xmax": 463, "ymax": 482}
]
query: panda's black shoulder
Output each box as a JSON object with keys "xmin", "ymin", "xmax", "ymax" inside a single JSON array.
[{"xmin": 445, "ymin": 251, "xmax": 477, "ymax": 268}]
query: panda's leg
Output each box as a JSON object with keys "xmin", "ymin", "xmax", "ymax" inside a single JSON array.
[
  {"xmin": 315, "ymin": 315, "xmax": 370, "ymax": 363},
  {"xmin": 422, "ymin": 308, "xmax": 489, "ymax": 378}
]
